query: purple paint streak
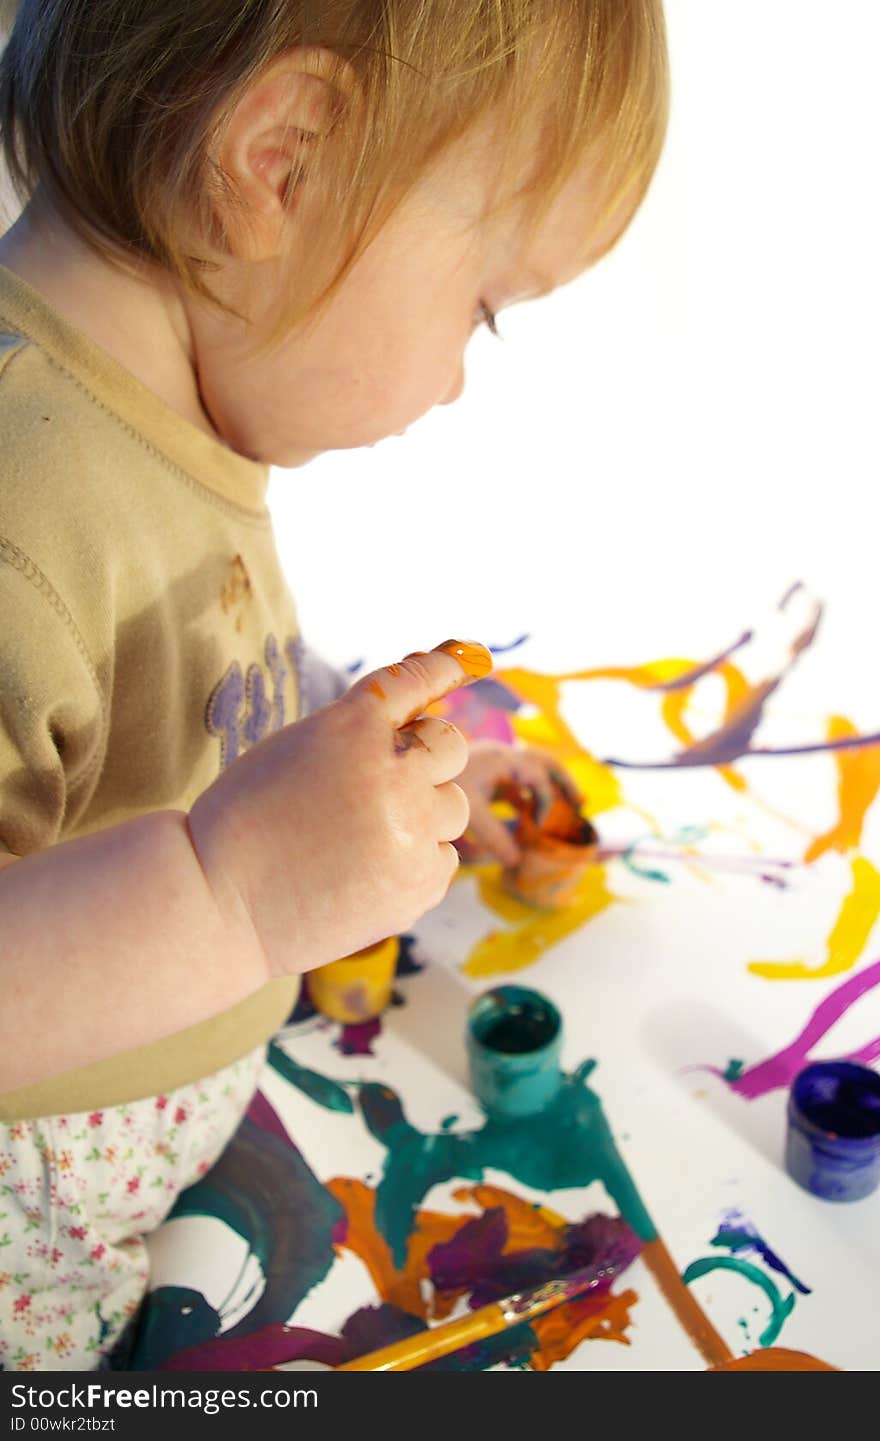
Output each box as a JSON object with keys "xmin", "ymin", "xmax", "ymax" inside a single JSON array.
[
  {"xmin": 653, "ymin": 631, "xmax": 754, "ymax": 692},
  {"xmin": 427, "ymin": 1208, "xmax": 641, "ymax": 1312},
  {"xmin": 246, "ymin": 1088, "xmax": 296, "ymax": 1148},
  {"xmin": 599, "ymin": 600, "xmax": 877, "ymax": 772},
  {"xmin": 161, "ymin": 1321, "xmax": 347, "ymax": 1371},
  {"xmin": 713, "ymin": 1208, "xmax": 811, "ymax": 1294}
]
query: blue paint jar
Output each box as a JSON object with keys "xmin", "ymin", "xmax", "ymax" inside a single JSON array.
[
  {"xmin": 466, "ymin": 985, "xmax": 563, "ymax": 1121},
  {"xmin": 785, "ymin": 1060, "xmax": 880, "ymax": 1202}
]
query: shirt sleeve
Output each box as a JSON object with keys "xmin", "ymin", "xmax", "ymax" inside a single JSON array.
[{"xmin": 0, "ymin": 538, "xmax": 106, "ymax": 855}]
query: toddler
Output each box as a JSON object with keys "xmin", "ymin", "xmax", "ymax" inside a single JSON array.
[{"xmin": 0, "ymin": 0, "xmax": 667, "ymax": 1369}]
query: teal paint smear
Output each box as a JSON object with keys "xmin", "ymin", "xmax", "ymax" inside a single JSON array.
[
  {"xmin": 681, "ymin": 1256, "xmax": 795, "ymax": 1347},
  {"xmin": 623, "ymin": 846, "xmax": 671, "ymax": 884},
  {"xmin": 723, "ymin": 1058, "xmax": 745, "ymax": 1081},
  {"xmin": 359, "ymin": 1058, "xmax": 657, "ymax": 1268},
  {"xmin": 267, "ymin": 1041, "xmax": 354, "ymax": 1114}
]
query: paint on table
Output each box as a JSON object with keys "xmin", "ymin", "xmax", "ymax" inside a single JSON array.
[
  {"xmin": 428, "ymin": 586, "xmax": 879, "ymax": 984},
  {"xmin": 703, "ymin": 956, "xmax": 880, "ymax": 1100}
]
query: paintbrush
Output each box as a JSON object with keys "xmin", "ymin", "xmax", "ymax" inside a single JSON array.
[{"xmin": 333, "ymin": 1242, "xmax": 637, "ymax": 1372}]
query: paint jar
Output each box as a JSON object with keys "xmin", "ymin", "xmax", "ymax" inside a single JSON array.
[
  {"xmin": 502, "ymin": 784, "xmax": 598, "ymax": 911},
  {"xmin": 306, "ymin": 935, "xmax": 399, "ymax": 1025},
  {"xmin": 466, "ymin": 985, "xmax": 563, "ymax": 1120},
  {"xmin": 785, "ymin": 1060, "xmax": 880, "ymax": 1202}
]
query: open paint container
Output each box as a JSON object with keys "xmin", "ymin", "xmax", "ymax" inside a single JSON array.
[
  {"xmin": 466, "ymin": 985, "xmax": 563, "ymax": 1120},
  {"xmin": 306, "ymin": 935, "xmax": 399, "ymax": 1024},
  {"xmin": 501, "ymin": 781, "xmax": 598, "ymax": 910},
  {"xmin": 785, "ymin": 1060, "xmax": 880, "ymax": 1202}
]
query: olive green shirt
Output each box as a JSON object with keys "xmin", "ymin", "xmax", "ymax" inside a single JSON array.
[{"xmin": 0, "ymin": 266, "xmax": 303, "ymax": 1120}]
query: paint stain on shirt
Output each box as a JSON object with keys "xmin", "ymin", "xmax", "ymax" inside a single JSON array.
[{"xmin": 221, "ymin": 554, "xmax": 253, "ymax": 633}]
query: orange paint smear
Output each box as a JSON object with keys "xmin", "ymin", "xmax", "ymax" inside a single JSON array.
[
  {"xmin": 490, "ymin": 667, "xmax": 623, "ymax": 816},
  {"xmin": 327, "ymin": 1177, "xmax": 639, "ymax": 1366},
  {"xmin": 368, "ymin": 681, "xmax": 386, "ymax": 700},
  {"xmin": 641, "ymin": 1238, "xmax": 734, "ymax": 1368},
  {"xmin": 386, "ymin": 664, "xmax": 402, "ymax": 677},
  {"xmin": 530, "ymin": 1289, "xmax": 639, "ymax": 1370},
  {"xmin": 437, "ymin": 640, "xmax": 493, "ymax": 680},
  {"xmin": 326, "ymin": 1177, "xmax": 459, "ymax": 1320},
  {"xmin": 709, "ymin": 1347, "xmax": 838, "ymax": 1372},
  {"xmin": 805, "ymin": 715, "xmax": 880, "ymax": 863},
  {"xmin": 453, "ymin": 1183, "xmax": 566, "ymax": 1252}
]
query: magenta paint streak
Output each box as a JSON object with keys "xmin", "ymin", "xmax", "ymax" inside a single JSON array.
[
  {"xmin": 336, "ymin": 1018, "xmax": 382, "ymax": 1057},
  {"xmin": 705, "ymin": 958, "xmax": 880, "ymax": 1099},
  {"xmin": 246, "ymin": 1088, "xmax": 296, "ymax": 1147},
  {"xmin": 161, "ymin": 1321, "xmax": 347, "ymax": 1371}
]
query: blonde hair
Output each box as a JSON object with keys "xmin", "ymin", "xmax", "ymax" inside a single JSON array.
[{"xmin": 0, "ymin": 2, "xmax": 668, "ymax": 334}]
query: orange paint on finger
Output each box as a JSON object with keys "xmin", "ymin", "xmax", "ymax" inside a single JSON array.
[
  {"xmin": 386, "ymin": 664, "xmax": 402, "ymax": 676},
  {"xmin": 436, "ymin": 640, "xmax": 493, "ymax": 680},
  {"xmin": 368, "ymin": 681, "xmax": 387, "ymax": 699}
]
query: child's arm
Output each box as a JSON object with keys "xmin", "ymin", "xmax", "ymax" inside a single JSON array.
[
  {"xmin": 0, "ymin": 811, "xmax": 265, "ymax": 1092},
  {"xmin": 0, "ymin": 643, "xmax": 484, "ymax": 1093}
]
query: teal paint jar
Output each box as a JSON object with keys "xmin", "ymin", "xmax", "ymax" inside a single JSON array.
[{"xmin": 466, "ymin": 985, "xmax": 563, "ymax": 1120}]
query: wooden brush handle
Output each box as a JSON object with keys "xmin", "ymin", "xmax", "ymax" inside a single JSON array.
[{"xmin": 336, "ymin": 1303, "xmax": 507, "ymax": 1372}]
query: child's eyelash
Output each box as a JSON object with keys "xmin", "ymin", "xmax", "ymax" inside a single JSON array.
[{"xmin": 478, "ymin": 300, "xmax": 501, "ymax": 338}]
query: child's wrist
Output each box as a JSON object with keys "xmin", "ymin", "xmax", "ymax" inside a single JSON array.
[{"xmin": 181, "ymin": 805, "xmax": 272, "ymax": 987}]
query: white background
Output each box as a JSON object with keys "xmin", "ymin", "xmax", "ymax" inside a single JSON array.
[{"xmin": 269, "ymin": 0, "xmax": 878, "ymax": 712}]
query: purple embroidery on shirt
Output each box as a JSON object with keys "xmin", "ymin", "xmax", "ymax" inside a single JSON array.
[
  {"xmin": 285, "ymin": 636, "xmax": 306, "ymax": 721},
  {"xmin": 206, "ymin": 633, "xmax": 297, "ymax": 771},
  {"xmin": 205, "ymin": 662, "xmax": 245, "ymax": 769},
  {"xmin": 243, "ymin": 664, "xmax": 272, "ymax": 747},
  {"xmin": 265, "ymin": 634, "xmax": 288, "ymax": 732}
]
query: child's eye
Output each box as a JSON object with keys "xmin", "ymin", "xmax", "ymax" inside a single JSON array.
[{"xmin": 477, "ymin": 300, "xmax": 501, "ymax": 338}]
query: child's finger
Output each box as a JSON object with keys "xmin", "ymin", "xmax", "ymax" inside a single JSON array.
[
  {"xmin": 433, "ymin": 781, "xmax": 471, "ymax": 843},
  {"xmin": 353, "ymin": 640, "xmax": 492, "ymax": 728},
  {"xmin": 393, "ymin": 715, "xmax": 469, "ymax": 782},
  {"xmin": 466, "ymin": 799, "xmax": 521, "ymax": 868}
]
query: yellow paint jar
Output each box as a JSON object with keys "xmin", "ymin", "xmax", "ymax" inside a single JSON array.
[{"xmin": 306, "ymin": 935, "xmax": 400, "ymax": 1024}]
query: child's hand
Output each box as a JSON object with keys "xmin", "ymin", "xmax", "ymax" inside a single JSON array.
[
  {"xmin": 188, "ymin": 642, "xmax": 490, "ymax": 979},
  {"xmin": 456, "ymin": 740, "xmax": 584, "ymax": 867}
]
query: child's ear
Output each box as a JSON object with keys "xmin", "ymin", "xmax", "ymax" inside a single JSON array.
[{"xmin": 215, "ymin": 48, "xmax": 354, "ymax": 261}]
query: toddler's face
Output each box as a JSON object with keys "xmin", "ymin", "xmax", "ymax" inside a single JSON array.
[{"xmin": 187, "ymin": 130, "xmax": 603, "ymax": 467}]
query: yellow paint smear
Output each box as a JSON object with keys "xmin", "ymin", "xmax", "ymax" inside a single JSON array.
[
  {"xmin": 463, "ymin": 861, "xmax": 616, "ymax": 978},
  {"xmin": 804, "ymin": 716, "xmax": 880, "ymax": 863},
  {"xmin": 495, "ymin": 666, "xmax": 624, "ymax": 816},
  {"xmin": 748, "ymin": 855, "xmax": 880, "ymax": 980}
]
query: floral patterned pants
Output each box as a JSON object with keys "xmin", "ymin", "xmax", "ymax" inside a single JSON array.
[{"xmin": 0, "ymin": 1045, "xmax": 265, "ymax": 1371}]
